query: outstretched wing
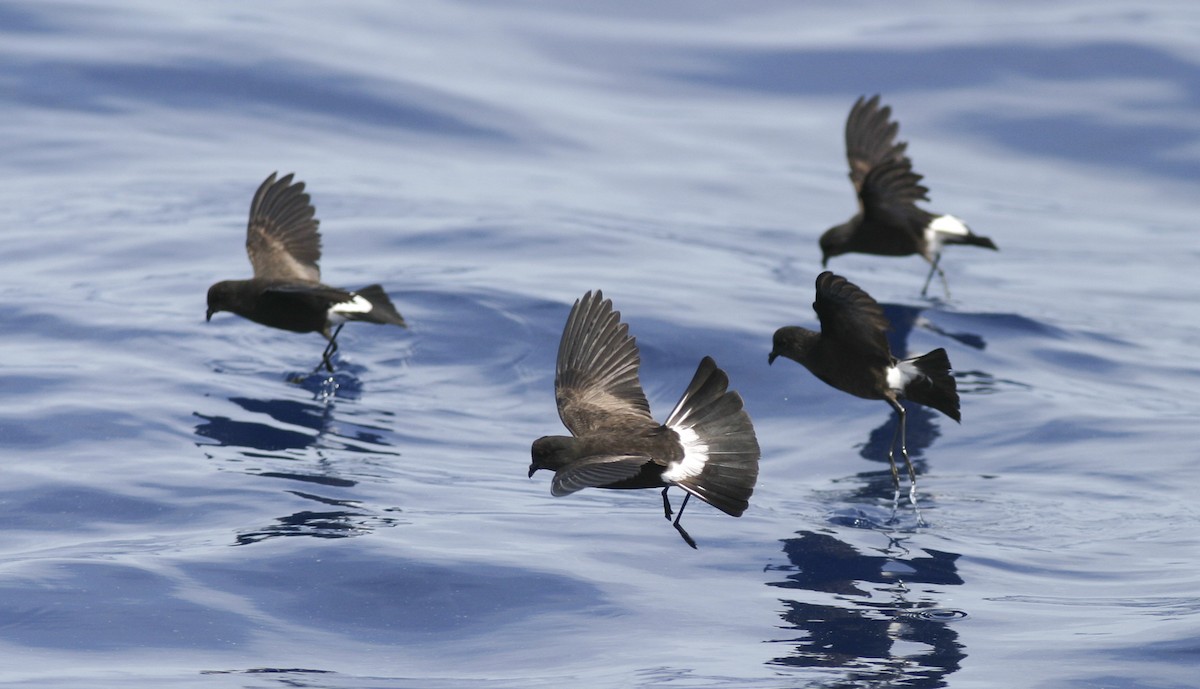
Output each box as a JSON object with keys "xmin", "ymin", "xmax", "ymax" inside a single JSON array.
[
  {"xmin": 246, "ymin": 172, "xmax": 322, "ymax": 282},
  {"xmin": 846, "ymin": 94, "xmax": 910, "ymax": 195},
  {"xmin": 813, "ymin": 272, "xmax": 892, "ymax": 365},
  {"xmin": 555, "ymin": 290, "xmax": 655, "ymax": 437}
]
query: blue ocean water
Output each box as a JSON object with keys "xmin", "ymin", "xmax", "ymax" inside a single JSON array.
[{"xmin": 2, "ymin": 2, "xmax": 1198, "ymax": 687}]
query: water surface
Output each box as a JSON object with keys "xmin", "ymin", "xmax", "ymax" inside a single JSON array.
[{"xmin": 1, "ymin": 2, "xmax": 1198, "ymax": 687}]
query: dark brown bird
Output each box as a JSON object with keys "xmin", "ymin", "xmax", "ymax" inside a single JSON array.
[
  {"xmin": 530, "ymin": 290, "xmax": 760, "ymax": 548},
  {"xmin": 819, "ymin": 95, "xmax": 997, "ymax": 297},
  {"xmin": 769, "ymin": 272, "xmax": 960, "ymax": 506},
  {"xmin": 206, "ymin": 172, "xmax": 406, "ymax": 372}
]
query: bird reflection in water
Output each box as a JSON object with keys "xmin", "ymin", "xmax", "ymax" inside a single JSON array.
[
  {"xmin": 194, "ymin": 389, "xmax": 401, "ymax": 545},
  {"xmin": 766, "ymin": 530, "xmax": 967, "ymax": 686},
  {"xmin": 879, "ymin": 302, "xmax": 986, "ymax": 356},
  {"xmin": 234, "ymin": 490, "xmax": 404, "ymax": 545},
  {"xmin": 768, "ymin": 303, "xmax": 979, "ymax": 679}
]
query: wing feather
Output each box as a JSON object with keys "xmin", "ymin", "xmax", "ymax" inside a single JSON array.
[
  {"xmin": 858, "ymin": 158, "xmax": 933, "ymax": 242},
  {"xmin": 846, "ymin": 94, "xmax": 910, "ymax": 194},
  {"xmin": 246, "ymin": 172, "xmax": 322, "ymax": 282},
  {"xmin": 551, "ymin": 455, "xmax": 651, "ymax": 496},
  {"xmin": 813, "ymin": 272, "xmax": 892, "ymax": 365},
  {"xmin": 555, "ymin": 290, "xmax": 654, "ymax": 436}
]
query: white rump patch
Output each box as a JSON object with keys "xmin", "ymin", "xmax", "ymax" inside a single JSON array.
[
  {"xmin": 924, "ymin": 214, "xmax": 969, "ymax": 252},
  {"xmin": 928, "ymin": 214, "xmax": 969, "ymax": 236},
  {"xmin": 662, "ymin": 426, "xmax": 708, "ymax": 483},
  {"xmin": 327, "ymin": 294, "xmax": 373, "ymax": 323},
  {"xmin": 886, "ymin": 362, "xmax": 919, "ymax": 394}
]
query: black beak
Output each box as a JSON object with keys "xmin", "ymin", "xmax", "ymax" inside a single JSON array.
[
  {"xmin": 768, "ymin": 351, "xmax": 777, "ymax": 365},
  {"xmin": 205, "ymin": 309, "xmax": 214, "ymax": 322},
  {"xmin": 527, "ymin": 465, "xmax": 537, "ymax": 479},
  {"xmin": 820, "ymin": 255, "xmax": 829, "ymax": 268}
]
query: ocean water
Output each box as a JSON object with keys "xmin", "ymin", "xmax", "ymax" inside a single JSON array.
[{"xmin": 2, "ymin": 2, "xmax": 1198, "ymax": 687}]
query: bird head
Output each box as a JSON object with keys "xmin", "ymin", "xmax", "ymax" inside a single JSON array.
[
  {"xmin": 529, "ymin": 435, "xmax": 576, "ymax": 477},
  {"xmin": 769, "ymin": 326, "xmax": 816, "ymax": 367},
  {"xmin": 818, "ymin": 222, "xmax": 853, "ymax": 267},
  {"xmin": 205, "ymin": 281, "xmax": 235, "ymax": 322}
]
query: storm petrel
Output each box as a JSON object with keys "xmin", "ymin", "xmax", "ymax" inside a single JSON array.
[
  {"xmin": 769, "ymin": 272, "xmax": 960, "ymax": 506},
  {"xmin": 530, "ymin": 290, "xmax": 761, "ymax": 548},
  {"xmin": 206, "ymin": 172, "xmax": 406, "ymax": 372},
  {"xmin": 819, "ymin": 95, "xmax": 997, "ymax": 297}
]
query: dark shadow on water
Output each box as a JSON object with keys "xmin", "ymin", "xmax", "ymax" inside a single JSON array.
[
  {"xmin": 881, "ymin": 303, "xmax": 924, "ymax": 355},
  {"xmin": 769, "ymin": 285, "xmax": 974, "ymax": 678},
  {"xmin": 885, "ymin": 306, "xmax": 1049, "ymax": 399},
  {"xmin": 252, "ymin": 471, "xmax": 356, "ymax": 487},
  {"xmin": 194, "ymin": 388, "xmax": 394, "ymax": 456},
  {"xmin": 881, "ymin": 303, "xmax": 986, "ymax": 355},
  {"xmin": 194, "ymin": 396, "xmax": 336, "ymax": 455},
  {"xmin": 859, "ymin": 405, "xmax": 939, "ymax": 463},
  {"xmin": 766, "ymin": 529, "xmax": 967, "ymax": 687},
  {"xmin": 193, "ymin": 409, "xmax": 321, "ymax": 453},
  {"xmin": 194, "ymin": 389, "xmax": 402, "ymax": 545},
  {"xmin": 229, "ymin": 396, "xmax": 336, "ymax": 439},
  {"xmin": 234, "ymin": 491, "xmax": 404, "ymax": 545}
]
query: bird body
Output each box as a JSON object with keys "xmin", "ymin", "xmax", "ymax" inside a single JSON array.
[
  {"xmin": 206, "ymin": 173, "xmax": 405, "ymax": 371},
  {"xmin": 770, "ymin": 272, "xmax": 959, "ymax": 506},
  {"xmin": 819, "ymin": 95, "xmax": 997, "ymax": 296},
  {"xmin": 771, "ymin": 324, "xmax": 959, "ymax": 422},
  {"xmin": 531, "ymin": 426, "xmax": 682, "ymax": 491},
  {"xmin": 207, "ymin": 280, "xmax": 384, "ymax": 334},
  {"xmin": 530, "ymin": 290, "xmax": 760, "ymax": 547}
]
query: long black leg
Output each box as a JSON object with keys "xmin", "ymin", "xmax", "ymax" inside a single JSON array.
[
  {"xmin": 886, "ymin": 399, "xmax": 905, "ymax": 514},
  {"xmin": 315, "ymin": 324, "xmax": 345, "ymax": 373},
  {"xmin": 671, "ymin": 492, "xmax": 697, "ymax": 549},
  {"xmin": 921, "ymin": 253, "xmax": 950, "ymax": 298},
  {"xmin": 897, "ymin": 406, "xmax": 926, "ymax": 525},
  {"xmin": 887, "ymin": 399, "xmax": 925, "ymax": 525},
  {"xmin": 661, "ymin": 486, "xmax": 673, "ymax": 519},
  {"xmin": 898, "ymin": 407, "xmax": 918, "ymax": 507}
]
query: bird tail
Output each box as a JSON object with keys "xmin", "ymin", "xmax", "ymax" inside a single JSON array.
[
  {"xmin": 662, "ymin": 357, "xmax": 761, "ymax": 517},
  {"xmin": 929, "ymin": 215, "xmax": 998, "ymax": 251},
  {"xmin": 350, "ymin": 284, "xmax": 407, "ymax": 326},
  {"xmin": 959, "ymin": 233, "xmax": 998, "ymax": 250},
  {"xmin": 898, "ymin": 348, "xmax": 961, "ymax": 422}
]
